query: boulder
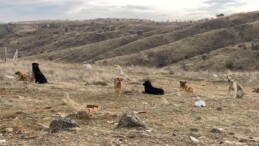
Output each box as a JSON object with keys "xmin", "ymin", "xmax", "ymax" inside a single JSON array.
[
  {"xmin": 49, "ymin": 118, "xmax": 79, "ymax": 133},
  {"xmin": 116, "ymin": 111, "xmax": 147, "ymax": 129}
]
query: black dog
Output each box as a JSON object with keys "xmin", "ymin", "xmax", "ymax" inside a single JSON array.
[
  {"xmin": 32, "ymin": 62, "xmax": 47, "ymax": 84},
  {"xmin": 142, "ymin": 81, "xmax": 164, "ymax": 95}
]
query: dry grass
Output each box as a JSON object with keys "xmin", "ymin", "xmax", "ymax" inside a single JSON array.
[{"xmin": 1, "ymin": 61, "xmax": 259, "ymax": 145}]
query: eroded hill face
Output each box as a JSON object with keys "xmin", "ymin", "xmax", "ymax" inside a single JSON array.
[{"xmin": 1, "ymin": 11, "xmax": 259, "ymax": 71}]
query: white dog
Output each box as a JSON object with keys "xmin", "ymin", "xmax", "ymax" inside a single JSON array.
[{"xmin": 226, "ymin": 76, "xmax": 245, "ymax": 98}]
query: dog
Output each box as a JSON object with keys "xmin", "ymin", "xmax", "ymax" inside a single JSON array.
[
  {"xmin": 32, "ymin": 62, "xmax": 47, "ymax": 84},
  {"xmin": 15, "ymin": 71, "xmax": 32, "ymax": 81},
  {"xmin": 226, "ymin": 76, "xmax": 245, "ymax": 98},
  {"xmin": 142, "ymin": 81, "xmax": 164, "ymax": 95},
  {"xmin": 114, "ymin": 77, "xmax": 123, "ymax": 97},
  {"xmin": 179, "ymin": 81, "xmax": 195, "ymax": 93}
]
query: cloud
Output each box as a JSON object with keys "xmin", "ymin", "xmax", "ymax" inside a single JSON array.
[
  {"xmin": 0, "ymin": 0, "xmax": 258, "ymax": 22},
  {"xmin": 0, "ymin": 0, "xmax": 84, "ymax": 22}
]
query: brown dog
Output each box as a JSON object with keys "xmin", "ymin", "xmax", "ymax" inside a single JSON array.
[
  {"xmin": 114, "ymin": 77, "xmax": 123, "ymax": 97},
  {"xmin": 180, "ymin": 81, "xmax": 195, "ymax": 93},
  {"xmin": 15, "ymin": 71, "xmax": 33, "ymax": 81}
]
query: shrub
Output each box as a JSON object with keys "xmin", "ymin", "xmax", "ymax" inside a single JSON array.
[
  {"xmin": 201, "ymin": 55, "xmax": 207, "ymax": 60},
  {"xmin": 225, "ymin": 62, "xmax": 234, "ymax": 69}
]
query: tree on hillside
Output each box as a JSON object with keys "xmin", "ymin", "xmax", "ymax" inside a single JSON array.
[{"xmin": 216, "ymin": 13, "xmax": 224, "ymax": 17}]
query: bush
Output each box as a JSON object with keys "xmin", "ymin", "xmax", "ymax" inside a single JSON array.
[
  {"xmin": 201, "ymin": 55, "xmax": 207, "ymax": 60},
  {"xmin": 225, "ymin": 62, "xmax": 234, "ymax": 69}
]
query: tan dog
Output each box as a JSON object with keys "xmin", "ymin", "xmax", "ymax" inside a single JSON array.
[
  {"xmin": 15, "ymin": 71, "xmax": 33, "ymax": 81},
  {"xmin": 180, "ymin": 81, "xmax": 195, "ymax": 93},
  {"xmin": 114, "ymin": 77, "xmax": 123, "ymax": 97},
  {"xmin": 226, "ymin": 76, "xmax": 245, "ymax": 98}
]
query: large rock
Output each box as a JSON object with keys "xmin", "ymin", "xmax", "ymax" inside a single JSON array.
[
  {"xmin": 116, "ymin": 111, "xmax": 147, "ymax": 129},
  {"xmin": 49, "ymin": 118, "xmax": 79, "ymax": 133}
]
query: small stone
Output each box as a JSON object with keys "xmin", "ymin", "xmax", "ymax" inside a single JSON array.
[
  {"xmin": 190, "ymin": 128, "xmax": 199, "ymax": 132},
  {"xmin": 196, "ymin": 116, "xmax": 202, "ymax": 120},
  {"xmin": 216, "ymin": 107, "xmax": 223, "ymax": 111}
]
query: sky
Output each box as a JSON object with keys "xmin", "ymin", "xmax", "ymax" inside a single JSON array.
[{"xmin": 0, "ymin": 0, "xmax": 258, "ymax": 22}]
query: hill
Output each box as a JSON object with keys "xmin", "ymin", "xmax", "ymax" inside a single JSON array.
[{"xmin": 1, "ymin": 11, "xmax": 259, "ymax": 71}]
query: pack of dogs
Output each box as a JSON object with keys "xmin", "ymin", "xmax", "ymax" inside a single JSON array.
[{"xmin": 14, "ymin": 63, "xmax": 256, "ymax": 98}]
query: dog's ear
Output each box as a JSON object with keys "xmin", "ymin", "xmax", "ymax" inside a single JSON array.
[{"xmin": 226, "ymin": 76, "xmax": 232, "ymax": 82}]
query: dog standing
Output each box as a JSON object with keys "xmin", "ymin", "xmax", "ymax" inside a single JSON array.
[
  {"xmin": 114, "ymin": 77, "xmax": 123, "ymax": 97},
  {"xmin": 226, "ymin": 76, "xmax": 245, "ymax": 98},
  {"xmin": 32, "ymin": 62, "xmax": 47, "ymax": 84},
  {"xmin": 179, "ymin": 81, "xmax": 195, "ymax": 93},
  {"xmin": 142, "ymin": 80, "xmax": 164, "ymax": 95}
]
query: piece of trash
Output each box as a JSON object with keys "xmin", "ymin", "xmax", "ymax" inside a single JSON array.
[
  {"xmin": 195, "ymin": 100, "xmax": 206, "ymax": 107},
  {"xmin": 141, "ymin": 102, "xmax": 148, "ymax": 105},
  {"xmin": 106, "ymin": 121, "xmax": 115, "ymax": 124},
  {"xmin": 213, "ymin": 74, "xmax": 218, "ymax": 78},
  {"xmin": 145, "ymin": 129, "xmax": 152, "ymax": 133},
  {"xmin": 190, "ymin": 136, "xmax": 199, "ymax": 143}
]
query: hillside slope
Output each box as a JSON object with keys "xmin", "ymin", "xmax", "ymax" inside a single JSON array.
[{"xmin": 1, "ymin": 11, "xmax": 259, "ymax": 71}]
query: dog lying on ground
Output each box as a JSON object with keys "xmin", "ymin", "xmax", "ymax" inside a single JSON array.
[
  {"xmin": 252, "ymin": 88, "xmax": 259, "ymax": 93},
  {"xmin": 142, "ymin": 81, "xmax": 164, "ymax": 95},
  {"xmin": 15, "ymin": 71, "xmax": 32, "ymax": 81},
  {"xmin": 114, "ymin": 77, "xmax": 123, "ymax": 97},
  {"xmin": 179, "ymin": 81, "xmax": 195, "ymax": 93},
  {"xmin": 32, "ymin": 62, "xmax": 47, "ymax": 84},
  {"xmin": 226, "ymin": 76, "xmax": 245, "ymax": 98}
]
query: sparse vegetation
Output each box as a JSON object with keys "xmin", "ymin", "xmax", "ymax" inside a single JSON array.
[
  {"xmin": 225, "ymin": 62, "xmax": 234, "ymax": 69},
  {"xmin": 1, "ymin": 60, "xmax": 259, "ymax": 145}
]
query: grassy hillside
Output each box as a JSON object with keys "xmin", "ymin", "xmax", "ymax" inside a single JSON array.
[{"xmin": 1, "ymin": 11, "xmax": 259, "ymax": 71}]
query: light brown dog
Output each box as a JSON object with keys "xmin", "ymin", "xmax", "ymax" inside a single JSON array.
[
  {"xmin": 15, "ymin": 71, "xmax": 33, "ymax": 81},
  {"xmin": 180, "ymin": 81, "xmax": 195, "ymax": 93},
  {"xmin": 114, "ymin": 77, "xmax": 123, "ymax": 97}
]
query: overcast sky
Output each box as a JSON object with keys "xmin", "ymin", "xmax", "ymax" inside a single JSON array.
[{"xmin": 0, "ymin": 0, "xmax": 258, "ymax": 22}]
